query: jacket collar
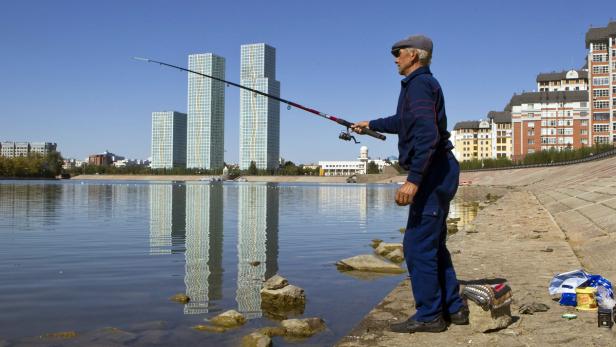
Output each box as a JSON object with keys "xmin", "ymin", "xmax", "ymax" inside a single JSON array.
[{"xmin": 401, "ymin": 65, "xmax": 432, "ymax": 85}]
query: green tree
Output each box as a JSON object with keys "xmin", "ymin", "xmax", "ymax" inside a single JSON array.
[
  {"xmin": 366, "ymin": 161, "xmax": 380, "ymax": 174},
  {"xmin": 247, "ymin": 161, "xmax": 258, "ymax": 175}
]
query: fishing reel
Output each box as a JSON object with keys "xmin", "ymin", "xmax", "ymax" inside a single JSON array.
[{"xmin": 339, "ymin": 128, "xmax": 360, "ymax": 144}]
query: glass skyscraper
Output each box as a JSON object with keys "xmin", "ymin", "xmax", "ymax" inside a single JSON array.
[
  {"xmin": 151, "ymin": 111, "xmax": 187, "ymax": 169},
  {"xmin": 239, "ymin": 43, "xmax": 280, "ymax": 170},
  {"xmin": 187, "ymin": 53, "xmax": 225, "ymax": 170}
]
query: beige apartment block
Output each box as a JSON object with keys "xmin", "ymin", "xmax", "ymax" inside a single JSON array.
[{"xmin": 451, "ymin": 120, "xmax": 492, "ymax": 162}]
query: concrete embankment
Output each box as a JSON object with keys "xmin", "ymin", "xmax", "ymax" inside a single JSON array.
[{"xmin": 338, "ymin": 156, "xmax": 616, "ymax": 346}]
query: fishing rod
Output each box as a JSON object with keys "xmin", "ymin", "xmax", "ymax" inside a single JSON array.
[{"xmin": 133, "ymin": 57, "xmax": 386, "ymax": 143}]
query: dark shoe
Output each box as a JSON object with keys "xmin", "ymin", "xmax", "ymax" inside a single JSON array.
[
  {"xmin": 447, "ymin": 306, "xmax": 469, "ymax": 325},
  {"xmin": 389, "ymin": 316, "xmax": 447, "ymax": 333}
]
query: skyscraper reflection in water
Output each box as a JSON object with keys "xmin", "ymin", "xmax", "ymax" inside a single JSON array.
[
  {"xmin": 148, "ymin": 184, "xmax": 186, "ymax": 255},
  {"xmin": 317, "ymin": 185, "xmax": 368, "ymax": 226},
  {"xmin": 236, "ymin": 183, "xmax": 279, "ymax": 319},
  {"xmin": 184, "ymin": 183, "xmax": 223, "ymax": 314}
]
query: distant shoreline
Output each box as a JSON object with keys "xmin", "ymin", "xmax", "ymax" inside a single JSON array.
[
  {"xmin": 71, "ymin": 174, "xmax": 348, "ymax": 183},
  {"xmin": 0, "ymin": 177, "xmax": 59, "ymax": 181},
  {"xmin": 70, "ymin": 174, "xmax": 406, "ymax": 184}
]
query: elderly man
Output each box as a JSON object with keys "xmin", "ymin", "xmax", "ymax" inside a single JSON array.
[{"xmin": 352, "ymin": 35, "xmax": 467, "ymax": 333}]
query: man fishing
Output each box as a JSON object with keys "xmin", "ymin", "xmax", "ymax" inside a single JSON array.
[{"xmin": 352, "ymin": 35, "xmax": 468, "ymax": 333}]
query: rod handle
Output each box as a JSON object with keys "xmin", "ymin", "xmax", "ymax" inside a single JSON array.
[{"xmin": 363, "ymin": 128, "xmax": 386, "ymax": 141}]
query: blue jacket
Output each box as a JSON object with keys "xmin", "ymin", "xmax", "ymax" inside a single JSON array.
[{"xmin": 369, "ymin": 66, "xmax": 454, "ymax": 186}]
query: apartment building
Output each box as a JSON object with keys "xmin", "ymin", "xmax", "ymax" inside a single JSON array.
[
  {"xmin": 509, "ymin": 90, "xmax": 590, "ymax": 160},
  {"xmin": 487, "ymin": 111, "xmax": 513, "ymax": 158},
  {"xmin": 451, "ymin": 120, "xmax": 492, "ymax": 161},
  {"xmin": 586, "ymin": 22, "xmax": 616, "ymax": 144},
  {"xmin": 537, "ymin": 69, "xmax": 588, "ymax": 92}
]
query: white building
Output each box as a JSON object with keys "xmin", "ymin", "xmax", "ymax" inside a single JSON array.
[
  {"xmin": 0, "ymin": 141, "xmax": 56, "ymax": 158},
  {"xmin": 318, "ymin": 146, "xmax": 391, "ymax": 176}
]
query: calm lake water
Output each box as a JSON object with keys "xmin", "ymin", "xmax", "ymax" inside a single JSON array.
[{"xmin": 0, "ymin": 181, "xmax": 476, "ymax": 346}]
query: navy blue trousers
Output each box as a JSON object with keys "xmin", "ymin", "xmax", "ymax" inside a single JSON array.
[{"xmin": 403, "ymin": 152, "xmax": 464, "ymax": 322}]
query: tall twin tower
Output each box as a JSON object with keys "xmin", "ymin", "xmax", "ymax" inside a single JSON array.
[{"xmin": 150, "ymin": 43, "xmax": 280, "ymax": 171}]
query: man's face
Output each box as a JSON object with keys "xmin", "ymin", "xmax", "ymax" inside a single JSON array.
[{"xmin": 393, "ymin": 48, "xmax": 416, "ymax": 76}]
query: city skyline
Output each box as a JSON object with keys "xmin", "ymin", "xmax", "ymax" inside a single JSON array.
[{"xmin": 3, "ymin": 1, "xmax": 616, "ymax": 163}]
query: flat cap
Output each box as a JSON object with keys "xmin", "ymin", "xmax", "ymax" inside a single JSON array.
[{"xmin": 391, "ymin": 35, "xmax": 433, "ymax": 53}]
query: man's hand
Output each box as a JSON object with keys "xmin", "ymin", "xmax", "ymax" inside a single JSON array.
[
  {"xmin": 351, "ymin": 121, "xmax": 370, "ymax": 134},
  {"xmin": 396, "ymin": 181, "xmax": 418, "ymax": 206}
]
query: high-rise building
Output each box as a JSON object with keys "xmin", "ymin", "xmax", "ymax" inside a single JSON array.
[
  {"xmin": 151, "ymin": 111, "xmax": 187, "ymax": 169},
  {"xmin": 585, "ymin": 22, "xmax": 616, "ymax": 144},
  {"xmin": 239, "ymin": 43, "xmax": 280, "ymax": 170},
  {"xmin": 509, "ymin": 91, "xmax": 590, "ymax": 160},
  {"xmin": 186, "ymin": 53, "xmax": 226, "ymax": 170}
]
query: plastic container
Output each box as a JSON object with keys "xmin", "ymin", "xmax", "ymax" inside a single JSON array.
[
  {"xmin": 576, "ymin": 287, "xmax": 598, "ymax": 311},
  {"xmin": 598, "ymin": 307, "xmax": 613, "ymax": 328}
]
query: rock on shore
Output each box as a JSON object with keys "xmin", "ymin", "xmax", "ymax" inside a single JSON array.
[
  {"xmin": 260, "ymin": 275, "xmax": 306, "ymax": 318},
  {"xmin": 281, "ymin": 317, "xmax": 327, "ymax": 337},
  {"xmin": 336, "ymin": 254, "xmax": 405, "ymax": 274},
  {"xmin": 209, "ymin": 310, "xmax": 246, "ymax": 328},
  {"xmin": 241, "ymin": 332, "xmax": 272, "ymax": 347}
]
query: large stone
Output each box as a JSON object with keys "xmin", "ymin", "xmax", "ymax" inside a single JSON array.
[
  {"xmin": 209, "ymin": 309, "xmax": 246, "ymax": 328},
  {"xmin": 383, "ymin": 248, "xmax": 405, "ymax": 263},
  {"xmin": 468, "ymin": 301, "xmax": 512, "ymax": 333},
  {"xmin": 375, "ymin": 242, "xmax": 403, "ymax": 256},
  {"xmin": 281, "ymin": 317, "xmax": 326, "ymax": 337},
  {"xmin": 254, "ymin": 326, "xmax": 287, "ymax": 337},
  {"xmin": 336, "ymin": 254, "xmax": 405, "ymax": 274},
  {"xmin": 241, "ymin": 332, "xmax": 272, "ymax": 347},
  {"xmin": 169, "ymin": 293, "xmax": 190, "ymax": 304},
  {"xmin": 193, "ymin": 324, "xmax": 227, "ymax": 333},
  {"xmin": 371, "ymin": 239, "xmax": 384, "ymax": 248},
  {"xmin": 263, "ymin": 274, "xmax": 288, "ymax": 290},
  {"xmin": 261, "ymin": 284, "xmax": 306, "ymax": 309}
]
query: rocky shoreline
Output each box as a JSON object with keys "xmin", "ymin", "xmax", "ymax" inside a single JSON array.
[{"xmin": 338, "ymin": 157, "xmax": 616, "ymax": 346}]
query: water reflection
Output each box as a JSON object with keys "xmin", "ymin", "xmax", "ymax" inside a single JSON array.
[
  {"xmin": 184, "ymin": 183, "xmax": 223, "ymax": 314},
  {"xmin": 236, "ymin": 183, "xmax": 279, "ymax": 319},
  {"xmin": 0, "ymin": 183, "xmax": 62, "ymax": 231},
  {"xmin": 318, "ymin": 185, "xmax": 368, "ymax": 224},
  {"xmin": 148, "ymin": 184, "xmax": 186, "ymax": 255},
  {"xmin": 448, "ymin": 198, "xmax": 480, "ymax": 231}
]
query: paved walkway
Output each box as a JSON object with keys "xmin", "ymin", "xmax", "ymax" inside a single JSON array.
[{"xmin": 338, "ymin": 157, "xmax": 616, "ymax": 346}]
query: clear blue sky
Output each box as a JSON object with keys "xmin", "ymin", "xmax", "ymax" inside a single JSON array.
[{"xmin": 2, "ymin": 1, "xmax": 615, "ymax": 163}]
